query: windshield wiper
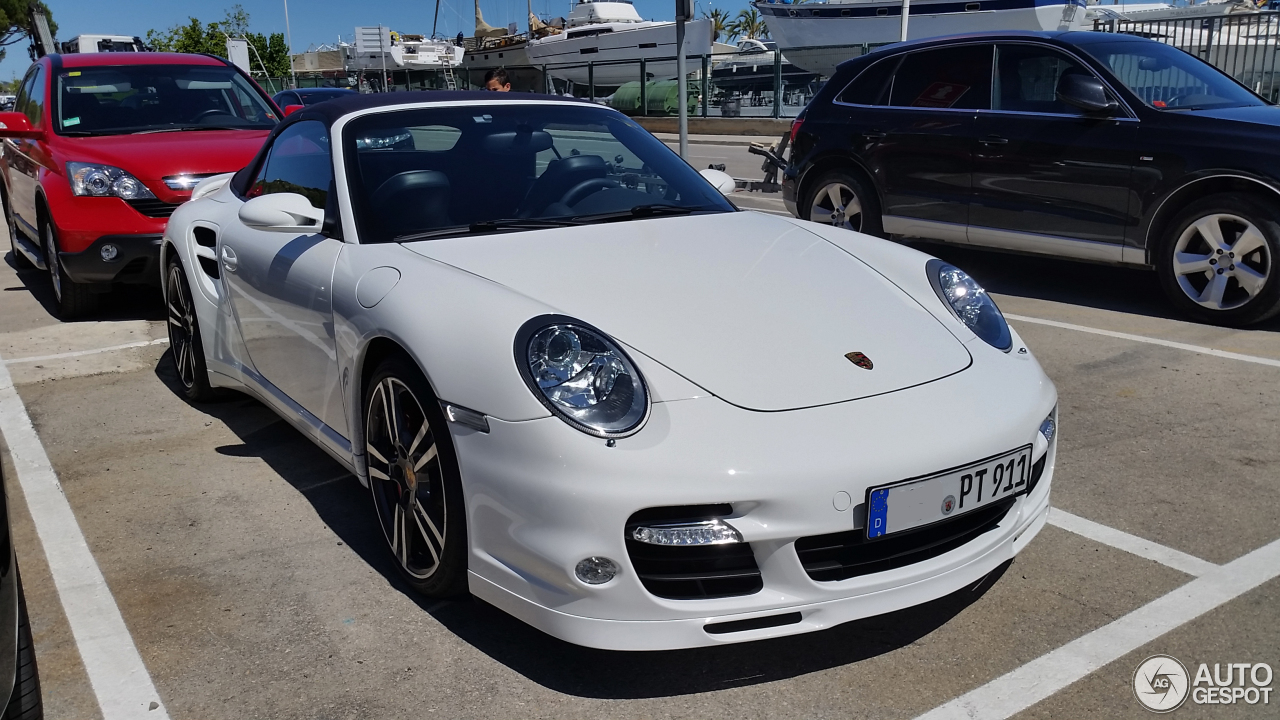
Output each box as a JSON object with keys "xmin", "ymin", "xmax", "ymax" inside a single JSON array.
[
  {"xmin": 394, "ymin": 218, "xmax": 584, "ymax": 242},
  {"xmin": 570, "ymin": 204, "xmax": 702, "ymax": 223},
  {"xmin": 132, "ymin": 125, "xmax": 251, "ymax": 134}
]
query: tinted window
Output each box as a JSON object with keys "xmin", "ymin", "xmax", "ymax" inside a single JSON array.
[
  {"xmin": 56, "ymin": 64, "xmax": 278, "ymax": 135},
  {"xmin": 995, "ymin": 44, "xmax": 1095, "ymax": 115},
  {"xmin": 345, "ymin": 105, "xmax": 735, "ymax": 243},
  {"xmin": 1080, "ymin": 40, "xmax": 1263, "ymax": 110},
  {"xmin": 889, "ymin": 45, "xmax": 993, "ymax": 110},
  {"xmin": 13, "ymin": 67, "xmax": 36, "ymax": 125},
  {"xmin": 837, "ymin": 56, "xmax": 900, "ymax": 106},
  {"xmin": 249, "ymin": 121, "xmax": 331, "ymax": 209},
  {"xmin": 24, "ymin": 66, "xmax": 45, "ymax": 127}
]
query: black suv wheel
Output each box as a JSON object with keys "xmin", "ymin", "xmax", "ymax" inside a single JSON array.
[{"xmin": 801, "ymin": 169, "xmax": 883, "ymax": 237}]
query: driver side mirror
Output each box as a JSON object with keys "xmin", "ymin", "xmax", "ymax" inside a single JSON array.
[
  {"xmin": 700, "ymin": 168, "xmax": 736, "ymax": 196},
  {"xmin": 1057, "ymin": 74, "xmax": 1119, "ymax": 115},
  {"xmin": 239, "ymin": 193, "xmax": 325, "ymax": 232},
  {"xmin": 0, "ymin": 112, "xmax": 42, "ymax": 139},
  {"xmin": 284, "ymin": 104, "xmax": 305, "ymax": 117}
]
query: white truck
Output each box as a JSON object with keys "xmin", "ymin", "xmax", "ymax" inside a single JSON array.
[{"xmin": 60, "ymin": 34, "xmax": 149, "ymax": 53}]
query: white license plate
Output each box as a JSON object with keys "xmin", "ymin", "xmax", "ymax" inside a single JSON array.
[{"xmin": 866, "ymin": 445, "xmax": 1033, "ymax": 539}]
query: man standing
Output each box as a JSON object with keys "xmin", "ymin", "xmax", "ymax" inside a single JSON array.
[{"xmin": 484, "ymin": 68, "xmax": 511, "ymax": 92}]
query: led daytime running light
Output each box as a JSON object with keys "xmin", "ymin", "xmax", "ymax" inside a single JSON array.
[{"xmin": 631, "ymin": 519, "xmax": 744, "ymax": 546}]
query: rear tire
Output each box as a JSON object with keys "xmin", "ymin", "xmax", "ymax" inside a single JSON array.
[
  {"xmin": 3, "ymin": 570, "xmax": 42, "ymax": 720},
  {"xmin": 1157, "ymin": 192, "xmax": 1280, "ymax": 327},
  {"xmin": 165, "ymin": 257, "xmax": 218, "ymax": 402},
  {"xmin": 363, "ymin": 355, "xmax": 468, "ymax": 598},
  {"xmin": 42, "ymin": 215, "xmax": 96, "ymax": 320},
  {"xmin": 801, "ymin": 168, "xmax": 883, "ymax": 237},
  {"xmin": 4, "ymin": 190, "xmax": 31, "ymax": 271}
]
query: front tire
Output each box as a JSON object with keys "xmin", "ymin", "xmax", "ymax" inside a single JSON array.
[
  {"xmin": 364, "ymin": 355, "xmax": 468, "ymax": 598},
  {"xmin": 4, "ymin": 191, "xmax": 31, "ymax": 271},
  {"xmin": 43, "ymin": 215, "xmax": 96, "ymax": 319},
  {"xmin": 165, "ymin": 257, "xmax": 217, "ymax": 402},
  {"xmin": 1157, "ymin": 193, "xmax": 1280, "ymax": 326},
  {"xmin": 3, "ymin": 570, "xmax": 42, "ymax": 720},
  {"xmin": 802, "ymin": 168, "xmax": 883, "ymax": 237}
]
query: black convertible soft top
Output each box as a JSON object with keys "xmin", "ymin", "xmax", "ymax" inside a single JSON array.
[{"xmin": 287, "ymin": 90, "xmax": 595, "ymax": 127}]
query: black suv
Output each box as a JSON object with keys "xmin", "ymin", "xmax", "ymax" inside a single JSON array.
[{"xmin": 785, "ymin": 31, "xmax": 1280, "ymax": 326}]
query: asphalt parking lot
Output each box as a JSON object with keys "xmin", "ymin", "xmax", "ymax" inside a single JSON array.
[{"xmin": 2, "ymin": 143, "xmax": 1278, "ymax": 720}]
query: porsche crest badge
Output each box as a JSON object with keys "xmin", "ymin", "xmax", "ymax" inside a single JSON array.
[{"xmin": 845, "ymin": 351, "xmax": 874, "ymax": 370}]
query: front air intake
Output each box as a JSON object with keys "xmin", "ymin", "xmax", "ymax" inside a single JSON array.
[{"xmin": 625, "ymin": 505, "xmax": 762, "ymax": 600}]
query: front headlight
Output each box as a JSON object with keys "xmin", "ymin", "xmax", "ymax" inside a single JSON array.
[
  {"xmin": 66, "ymin": 162, "xmax": 156, "ymax": 200},
  {"xmin": 516, "ymin": 316, "xmax": 650, "ymax": 438},
  {"xmin": 926, "ymin": 259, "xmax": 1012, "ymax": 351}
]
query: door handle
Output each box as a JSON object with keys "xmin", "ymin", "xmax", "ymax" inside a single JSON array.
[
  {"xmin": 862, "ymin": 131, "xmax": 886, "ymax": 140},
  {"xmin": 221, "ymin": 246, "xmax": 238, "ymax": 272},
  {"xmin": 980, "ymin": 136, "xmax": 1009, "ymax": 145}
]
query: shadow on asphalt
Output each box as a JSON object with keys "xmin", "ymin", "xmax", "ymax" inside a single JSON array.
[
  {"xmin": 6, "ymin": 250, "xmax": 165, "ymax": 323},
  {"xmin": 154, "ymin": 349, "xmax": 1008, "ymax": 699},
  {"xmin": 902, "ymin": 241, "xmax": 1280, "ymax": 332}
]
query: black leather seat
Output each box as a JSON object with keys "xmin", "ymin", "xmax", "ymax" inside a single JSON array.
[{"xmin": 371, "ymin": 170, "xmax": 452, "ymax": 238}]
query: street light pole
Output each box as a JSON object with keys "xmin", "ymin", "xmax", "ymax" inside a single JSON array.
[
  {"xmin": 900, "ymin": 0, "xmax": 910, "ymax": 41},
  {"xmin": 675, "ymin": 0, "xmax": 692, "ymax": 158},
  {"xmin": 283, "ymin": 0, "xmax": 297, "ymax": 88}
]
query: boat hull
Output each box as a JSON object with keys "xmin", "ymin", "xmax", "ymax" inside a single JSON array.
[
  {"xmin": 756, "ymin": 0, "xmax": 1087, "ymax": 76},
  {"xmin": 528, "ymin": 19, "xmax": 714, "ymax": 85}
]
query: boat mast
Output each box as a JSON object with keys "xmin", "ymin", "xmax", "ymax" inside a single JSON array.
[{"xmin": 433, "ymin": 0, "xmax": 442, "ymax": 37}]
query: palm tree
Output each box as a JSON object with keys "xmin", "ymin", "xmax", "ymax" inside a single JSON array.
[
  {"xmin": 731, "ymin": 8, "xmax": 768, "ymax": 40},
  {"xmin": 703, "ymin": 7, "xmax": 734, "ymax": 43}
]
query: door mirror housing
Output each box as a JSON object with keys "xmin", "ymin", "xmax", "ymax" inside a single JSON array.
[
  {"xmin": 1057, "ymin": 73, "xmax": 1119, "ymax": 115},
  {"xmin": 283, "ymin": 104, "xmax": 305, "ymax": 116},
  {"xmin": 239, "ymin": 193, "xmax": 326, "ymax": 232},
  {"xmin": 700, "ymin": 168, "xmax": 736, "ymax": 196},
  {"xmin": 0, "ymin": 112, "xmax": 42, "ymax": 139}
]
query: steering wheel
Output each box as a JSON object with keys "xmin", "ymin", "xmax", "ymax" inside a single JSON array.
[
  {"xmin": 559, "ymin": 177, "xmax": 621, "ymax": 208},
  {"xmin": 191, "ymin": 108, "xmax": 229, "ymax": 123}
]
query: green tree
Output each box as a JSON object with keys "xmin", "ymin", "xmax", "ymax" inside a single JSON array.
[
  {"xmin": 731, "ymin": 8, "xmax": 768, "ymax": 40},
  {"xmin": 0, "ymin": 0, "xmax": 57, "ymax": 63},
  {"xmin": 146, "ymin": 6, "xmax": 288, "ymax": 78},
  {"xmin": 703, "ymin": 7, "xmax": 734, "ymax": 43}
]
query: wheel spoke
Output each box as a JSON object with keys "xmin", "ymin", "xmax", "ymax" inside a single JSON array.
[
  {"xmin": 1232, "ymin": 226, "xmax": 1267, "ymax": 258},
  {"xmin": 175, "ymin": 341, "xmax": 188, "ymax": 377},
  {"xmin": 368, "ymin": 466, "xmax": 390, "ymax": 481},
  {"xmin": 382, "ymin": 379, "xmax": 400, "ymax": 444},
  {"xmin": 1194, "ymin": 217, "xmax": 1228, "ymax": 252},
  {"xmin": 846, "ymin": 192, "xmax": 862, "ymax": 218},
  {"xmin": 398, "ymin": 506, "xmax": 411, "ymax": 568},
  {"xmin": 407, "ymin": 421, "xmax": 429, "ymax": 458},
  {"xmin": 415, "ymin": 497, "xmax": 446, "ymax": 548},
  {"xmin": 413, "ymin": 443, "xmax": 438, "ymax": 472},
  {"xmin": 411, "ymin": 499, "xmax": 441, "ymax": 566},
  {"xmin": 183, "ymin": 343, "xmax": 196, "ymax": 383},
  {"xmin": 1173, "ymin": 251, "xmax": 1213, "ymax": 276},
  {"xmin": 1197, "ymin": 273, "xmax": 1229, "ymax": 307},
  {"xmin": 366, "ymin": 442, "xmax": 388, "ymax": 464},
  {"xmin": 826, "ymin": 185, "xmax": 842, "ymax": 210},
  {"xmin": 1235, "ymin": 263, "xmax": 1267, "ymax": 296}
]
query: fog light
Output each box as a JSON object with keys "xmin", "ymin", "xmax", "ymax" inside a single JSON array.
[
  {"xmin": 1039, "ymin": 411, "xmax": 1056, "ymax": 445},
  {"xmin": 631, "ymin": 518, "xmax": 743, "ymax": 546},
  {"xmin": 575, "ymin": 556, "xmax": 619, "ymax": 585},
  {"xmin": 100, "ymin": 244, "xmax": 119, "ymax": 262}
]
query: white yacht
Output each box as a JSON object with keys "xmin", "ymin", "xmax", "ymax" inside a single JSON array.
[
  {"xmin": 527, "ymin": 0, "xmax": 714, "ymax": 86},
  {"xmin": 754, "ymin": 0, "xmax": 1088, "ymax": 76},
  {"xmin": 347, "ymin": 27, "xmax": 463, "ymax": 73}
]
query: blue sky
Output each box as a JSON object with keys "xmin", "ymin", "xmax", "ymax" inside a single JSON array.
[{"xmin": 4, "ymin": 0, "xmax": 752, "ymax": 81}]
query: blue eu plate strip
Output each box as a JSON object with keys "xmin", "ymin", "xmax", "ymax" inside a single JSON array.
[{"xmin": 868, "ymin": 488, "xmax": 889, "ymax": 538}]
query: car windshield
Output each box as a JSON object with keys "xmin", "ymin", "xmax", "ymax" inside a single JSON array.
[
  {"xmin": 344, "ymin": 103, "xmax": 736, "ymax": 242},
  {"xmin": 1079, "ymin": 40, "xmax": 1265, "ymax": 110},
  {"xmin": 56, "ymin": 64, "xmax": 278, "ymax": 136}
]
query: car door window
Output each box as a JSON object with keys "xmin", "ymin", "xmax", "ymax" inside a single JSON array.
[
  {"xmin": 13, "ymin": 68, "xmax": 35, "ymax": 123},
  {"xmin": 248, "ymin": 120, "xmax": 332, "ymax": 209},
  {"xmin": 889, "ymin": 45, "xmax": 993, "ymax": 110},
  {"xmin": 994, "ymin": 44, "xmax": 1096, "ymax": 115},
  {"xmin": 23, "ymin": 66, "xmax": 45, "ymax": 127},
  {"xmin": 837, "ymin": 56, "xmax": 901, "ymax": 106}
]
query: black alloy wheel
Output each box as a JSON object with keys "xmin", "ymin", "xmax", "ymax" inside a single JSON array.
[
  {"xmin": 364, "ymin": 356, "xmax": 468, "ymax": 597},
  {"xmin": 803, "ymin": 169, "xmax": 883, "ymax": 237},
  {"xmin": 1158, "ymin": 192, "xmax": 1280, "ymax": 327},
  {"xmin": 165, "ymin": 258, "xmax": 217, "ymax": 401}
]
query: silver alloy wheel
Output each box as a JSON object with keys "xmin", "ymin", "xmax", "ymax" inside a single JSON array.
[
  {"xmin": 366, "ymin": 377, "xmax": 447, "ymax": 580},
  {"xmin": 166, "ymin": 264, "xmax": 198, "ymax": 389},
  {"xmin": 810, "ymin": 182, "xmax": 863, "ymax": 231},
  {"xmin": 44, "ymin": 223, "xmax": 61, "ymax": 301},
  {"xmin": 1172, "ymin": 213, "xmax": 1272, "ymax": 311}
]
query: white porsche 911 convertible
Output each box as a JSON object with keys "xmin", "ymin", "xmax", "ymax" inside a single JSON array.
[{"xmin": 161, "ymin": 93, "xmax": 1058, "ymax": 650}]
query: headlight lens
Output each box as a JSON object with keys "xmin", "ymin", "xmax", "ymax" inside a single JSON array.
[
  {"xmin": 67, "ymin": 162, "xmax": 156, "ymax": 200},
  {"xmin": 1039, "ymin": 410, "xmax": 1057, "ymax": 444},
  {"xmin": 927, "ymin": 259, "xmax": 1012, "ymax": 351},
  {"xmin": 517, "ymin": 317, "xmax": 649, "ymax": 437}
]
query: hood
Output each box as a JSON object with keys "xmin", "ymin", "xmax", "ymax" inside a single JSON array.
[
  {"xmin": 407, "ymin": 212, "xmax": 971, "ymax": 412},
  {"xmin": 1177, "ymin": 104, "xmax": 1280, "ymax": 129},
  {"xmin": 57, "ymin": 129, "xmax": 270, "ymax": 202}
]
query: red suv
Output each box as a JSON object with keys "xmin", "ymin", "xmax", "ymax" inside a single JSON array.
[{"xmin": 0, "ymin": 52, "xmax": 279, "ymax": 317}]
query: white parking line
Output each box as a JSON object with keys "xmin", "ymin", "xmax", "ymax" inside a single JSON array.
[
  {"xmin": 0, "ymin": 355, "xmax": 169, "ymax": 719},
  {"xmin": 1006, "ymin": 314, "xmax": 1280, "ymax": 369},
  {"xmin": 915, "ymin": 535, "xmax": 1280, "ymax": 720},
  {"xmin": 3, "ymin": 337, "xmax": 169, "ymax": 365},
  {"xmin": 1048, "ymin": 508, "xmax": 1218, "ymax": 577}
]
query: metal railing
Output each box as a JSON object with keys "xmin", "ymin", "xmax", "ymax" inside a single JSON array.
[{"xmin": 1092, "ymin": 11, "xmax": 1280, "ymax": 101}]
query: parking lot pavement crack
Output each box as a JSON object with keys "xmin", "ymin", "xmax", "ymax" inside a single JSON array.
[
  {"xmin": 0, "ymin": 352, "xmax": 171, "ymax": 720},
  {"xmin": 1047, "ymin": 508, "xmax": 1218, "ymax": 577},
  {"xmin": 912, "ymin": 534, "xmax": 1280, "ymax": 720}
]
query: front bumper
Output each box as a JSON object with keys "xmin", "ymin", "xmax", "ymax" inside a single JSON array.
[
  {"xmin": 451, "ymin": 332, "xmax": 1058, "ymax": 650},
  {"xmin": 58, "ymin": 234, "xmax": 163, "ymax": 285}
]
